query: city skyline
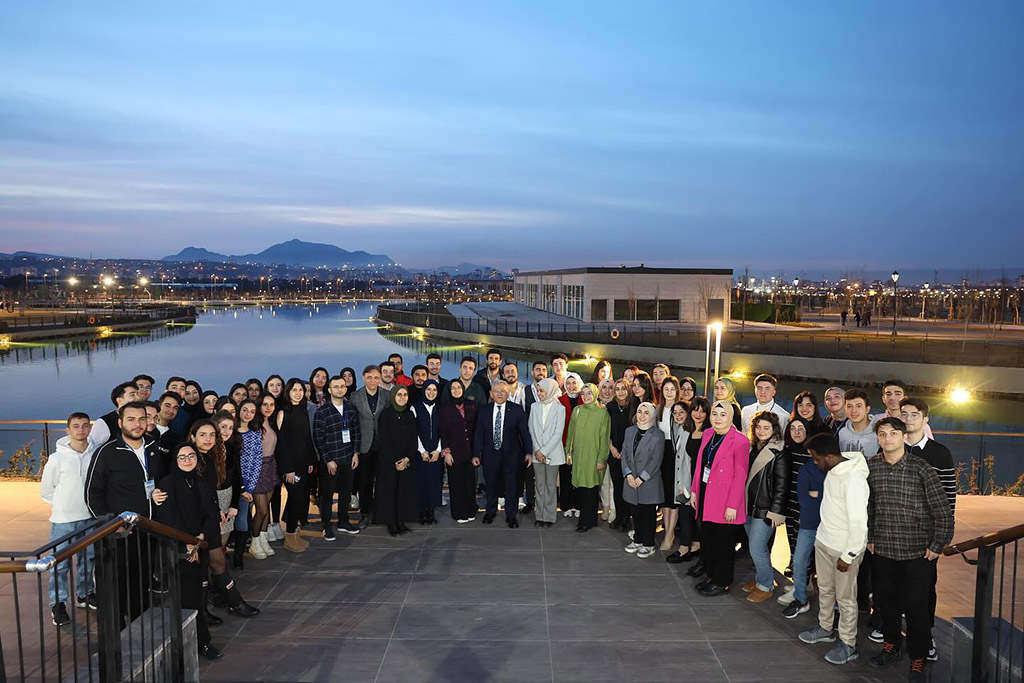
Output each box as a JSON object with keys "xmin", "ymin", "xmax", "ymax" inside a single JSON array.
[{"xmin": 2, "ymin": 2, "xmax": 1023, "ymax": 270}]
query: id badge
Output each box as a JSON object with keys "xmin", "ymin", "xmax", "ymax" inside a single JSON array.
[
  {"xmin": 145, "ymin": 479, "xmax": 156, "ymax": 498},
  {"xmin": 702, "ymin": 467, "xmax": 711, "ymax": 484},
  {"xmin": 341, "ymin": 429, "xmax": 352, "ymax": 444}
]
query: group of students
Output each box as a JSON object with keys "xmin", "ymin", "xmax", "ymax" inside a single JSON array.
[{"xmin": 39, "ymin": 351, "xmax": 955, "ymax": 680}]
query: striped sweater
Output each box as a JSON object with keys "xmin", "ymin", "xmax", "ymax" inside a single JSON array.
[{"xmin": 907, "ymin": 436, "xmax": 957, "ymax": 517}]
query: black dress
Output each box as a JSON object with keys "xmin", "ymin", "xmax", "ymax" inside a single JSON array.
[{"xmin": 374, "ymin": 406, "xmax": 420, "ymax": 526}]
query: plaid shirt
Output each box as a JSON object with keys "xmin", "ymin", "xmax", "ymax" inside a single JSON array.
[
  {"xmin": 313, "ymin": 400, "xmax": 361, "ymax": 464},
  {"xmin": 867, "ymin": 452, "xmax": 954, "ymax": 560}
]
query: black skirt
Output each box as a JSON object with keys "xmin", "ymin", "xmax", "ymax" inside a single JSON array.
[{"xmin": 660, "ymin": 440, "xmax": 677, "ymax": 509}]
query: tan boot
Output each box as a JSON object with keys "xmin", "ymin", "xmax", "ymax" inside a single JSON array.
[
  {"xmin": 284, "ymin": 532, "xmax": 307, "ymax": 553},
  {"xmin": 295, "ymin": 531, "xmax": 310, "ymax": 550}
]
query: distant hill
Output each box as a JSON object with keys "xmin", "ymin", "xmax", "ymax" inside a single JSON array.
[{"xmin": 162, "ymin": 239, "xmax": 396, "ymax": 268}]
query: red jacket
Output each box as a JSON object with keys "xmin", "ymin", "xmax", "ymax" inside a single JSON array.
[{"xmin": 557, "ymin": 394, "xmax": 579, "ymax": 445}]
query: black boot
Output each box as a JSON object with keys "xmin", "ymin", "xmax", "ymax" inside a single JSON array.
[
  {"xmin": 212, "ymin": 572, "xmax": 260, "ymax": 618},
  {"xmin": 231, "ymin": 531, "xmax": 246, "ymax": 570}
]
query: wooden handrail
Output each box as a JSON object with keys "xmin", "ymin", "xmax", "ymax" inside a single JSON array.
[
  {"xmin": 943, "ymin": 522, "xmax": 1024, "ymax": 556},
  {"xmin": 136, "ymin": 517, "xmax": 209, "ymax": 549}
]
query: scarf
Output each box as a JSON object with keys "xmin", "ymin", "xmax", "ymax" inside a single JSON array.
[{"xmin": 635, "ymin": 401, "xmax": 657, "ymax": 430}]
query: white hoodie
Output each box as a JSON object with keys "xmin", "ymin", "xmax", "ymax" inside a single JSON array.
[
  {"xmin": 816, "ymin": 450, "xmax": 869, "ymax": 563},
  {"xmin": 39, "ymin": 436, "xmax": 95, "ymax": 523}
]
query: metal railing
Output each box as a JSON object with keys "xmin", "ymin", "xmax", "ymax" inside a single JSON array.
[
  {"xmin": 1, "ymin": 511, "xmax": 206, "ymax": 682},
  {"xmin": 0, "ymin": 306, "xmax": 196, "ymax": 334},
  {"xmin": 375, "ymin": 304, "xmax": 1024, "ymax": 368},
  {"xmin": 945, "ymin": 524, "xmax": 1024, "ymax": 682}
]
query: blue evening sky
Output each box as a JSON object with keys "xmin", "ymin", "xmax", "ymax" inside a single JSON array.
[{"xmin": 1, "ymin": 2, "xmax": 1022, "ymax": 272}]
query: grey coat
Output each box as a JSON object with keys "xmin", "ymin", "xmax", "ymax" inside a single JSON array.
[
  {"xmin": 349, "ymin": 387, "xmax": 391, "ymax": 453},
  {"xmin": 621, "ymin": 425, "xmax": 665, "ymax": 506}
]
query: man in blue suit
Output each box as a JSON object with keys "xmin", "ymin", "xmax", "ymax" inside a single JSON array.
[{"xmin": 473, "ymin": 381, "xmax": 533, "ymax": 528}]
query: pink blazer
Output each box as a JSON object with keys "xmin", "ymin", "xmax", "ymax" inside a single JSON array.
[{"xmin": 691, "ymin": 427, "xmax": 750, "ymax": 525}]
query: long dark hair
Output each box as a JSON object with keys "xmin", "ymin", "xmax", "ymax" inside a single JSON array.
[
  {"xmin": 213, "ymin": 408, "xmax": 241, "ymax": 452},
  {"xmin": 188, "ymin": 418, "xmax": 226, "ymax": 486},
  {"xmin": 264, "ymin": 374, "xmax": 285, "ymax": 398},
  {"xmin": 228, "ymin": 383, "xmax": 248, "ymax": 404},
  {"xmin": 309, "ymin": 367, "xmax": 329, "ymax": 404},
  {"xmin": 790, "ymin": 391, "xmax": 827, "ymax": 435},
  {"xmin": 590, "ymin": 361, "xmax": 613, "ymax": 385},
  {"xmin": 256, "ymin": 392, "xmax": 279, "ymax": 433},
  {"xmin": 631, "ymin": 371, "xmax": 657, "ymax": 407},
  {"xmin": 237, "ymin": 399, "xmax": 261, "ymax": 432},
  {"xmin": 283, "ymin": 377, "xmax": 307, "ymax": 409},
  {"xmin": 684, "ymin": 397, "xmax": 711, "ymax": 432},
  {"xmin": 749, "ymin": 410, "xmax": 783, "ymax": 447}
]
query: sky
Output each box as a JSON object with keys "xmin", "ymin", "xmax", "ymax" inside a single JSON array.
[{"xmin": 1, "ymin": 1, "xmax": 1022, "ymax": 274}]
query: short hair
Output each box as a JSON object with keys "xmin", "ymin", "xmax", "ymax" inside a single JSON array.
[
  {"xmin": 410, "ymin": 364, "xmax": 428, "ymax": 376},
  {"xmin": 111, "ymin": 381, "xmax": 137, "ymax": 406},
  {"xmin": 806, "ymin": 432, "xmax": 841, "ymax": 456},
  {"xmin": 67, "ymin": 412, "xmax": 90, "ymax": 426},
  {"xmin": 425, "ymin": 352, "xmax": 442, "ymax": 362},
  {"xmin": 144, "ymin": 400, "xmax": 159, "ymax": 411},
  {"xmin": 874, "ymin": 416, "xmax": 907, "ymax": 434},
  {"xmin": 532, "ymin": 360, "xmax": 548, "ymax": 369},
  {"xmin": 551, "ymin": 353, "xmax": 568, "ymax": 364},
  {"xmin": 486, "ymin": 348, "xmax": 502, "ymax": 359},
  {"xmin": 754, "ymin": 373, "xmax": 778, "ymax": 387},
  {"xmin": 882, "ymin": 379, "xmax": 907, "ymax": 392},
  {"xmin": 460, "ymin": 356, "xmax": 477, "ymax": 368},
  {"xmin": 388, "ymin": 353, "xmax": 403, "ymax": 362},
  {"xmin": 362, "ymin": 364, "xmax": 381, "ymax": 376},
  {"xmin": 899, "ymin": 397, "xmax": 929, "ymax": 417},
  {"xmin": 844, "ymin": 388, "xmax": 870, "ymax": 406},
  {"xmin": 157, "ymin": 391, "xmax": 182, "ymax": 406},
  {"xmin": 117, "ymin": 401, "xmax": 148, "ymax": 419},
  {"xmin": 378, "ymin": 361, "xmax": 396, "ymax": 371},
  {"xmin": 165, "ymin": 375, "xmax": 186, "ymax": 388},
  {"xmin": 132, "ymin": 374, "xmax": 155, "ymax": 386},
  {"xmin": 502, "ymin": 361, "xmax": 518, "ymax": 370},
  {"xmin": 328, "ymin": 374, "xmax": 346, "ymax": 387}
]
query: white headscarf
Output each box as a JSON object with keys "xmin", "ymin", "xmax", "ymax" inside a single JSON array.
[
  {"xmin": 636, "ymin": 401, "xmax": 657, "ymax": 430},
  {"xmin": 537, "ymin": 378, "xmax": 561, "ymax": 405},
  {"xmin": 564, "ymin": 372, "xmax": 583, "ymax": 398}
]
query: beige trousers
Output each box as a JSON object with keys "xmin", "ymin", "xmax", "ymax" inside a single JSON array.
[{"xmin": 814, "ymin": 541, "xmax": 864, "ymax": 647}]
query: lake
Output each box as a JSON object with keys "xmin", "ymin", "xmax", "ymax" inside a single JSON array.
[{"xmin": 1, "ymin": 302, "xmax": 1020, "ymax": 486}]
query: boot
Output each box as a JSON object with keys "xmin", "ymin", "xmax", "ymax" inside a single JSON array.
[
  {"xmin": 212, "ymin": 572, "xmax": 260, "ymax": 618},
  {"xmin": 231, "ymin": 532, "xmax": 246, "ymax": 570},
  {"xmin": 284, "ymin": 532, "xmax": 307, "ymax": 553},
  {"xmin": 247, "ymin": 532, "xmax": 267, "ymax": 560},
  {"xmin": 295, "ymin": 531, "xmax": 310, "ymax": 550},
  {"xmin": 258, "ymin": 531, "xmax": 275, "ymax": 556}
]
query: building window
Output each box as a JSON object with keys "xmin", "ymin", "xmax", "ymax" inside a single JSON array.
[
  {"xmin": 613, "ymin": 299, "xmax": 633, "ymax": 321},
  {"xmin": 658, "ymin": 299, "xmax": 680, "ymax": 321},
  {"xmin": 514, "ymin": 283, "xmax": 525, "ymax": 303},
  {"xmin": 591, "ymin": 299, "xmax": 607, "ymax": 321},
  {"xmin": 561, "ymin": 284, "xmax": 583, "ymax": 319},
  {"xmin": 542, "ymin": 284, "xmax": 558, "ymax": 313},
  {"xmin": 635, "ymin": 299, "xmax": 657, "ymax": 320},
  {"xmin": 526, "ymin": 284, "xmax": 538, "ymax": 308}
]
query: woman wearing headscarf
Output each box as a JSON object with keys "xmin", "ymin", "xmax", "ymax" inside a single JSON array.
[
  {"xmin": 154, "ymin": 443, "xmax": 222, "ymax": 660},
  {"xmin": 743, "ymin": 411, "xmax": 788, "ymax": 603},
  {"xmin": 596, "ymin": 378, "xmax": 617, "ymax": 523},
  {"xmin": 781, "ymin": 416, "xmax": 812, "ymax": 582},
  {"xmin": 606, "ymin": 379, "xmax": 635, "ymax": 532},
  {"xmin": 374, "ymin": 386, "xmax": 419, "ymax": 536},
  {"xmin": 412, "ymin": 379, "xmax": 443, "ymax": 525},
  {"xmin": 712, "ymin": 377, "xmax": 743, "ymax": 429},
  {"xmin": 439, "ymin": 379, "xmax": 480, "ymax": 523},
  {"xmin": 690, "ymin": 400, "xmax": 750, "ymax": 596},
  {"xmin": 597, "ymin": 379, "xmax": 615, "ymax": 406},
  {"xmin": 527, "ymin": 378, "xmax": 566, "ymax": 528},
  {"xmin": 621, "ymin": 402, "xmax": 664, "ymax": 559},
  {"xmin": 566, "ymin": 383, "xmax": 611, "ymax": 532},
  {"xmin": 557, "ymin": 371, "xmax": 584, "ymax": 518}
]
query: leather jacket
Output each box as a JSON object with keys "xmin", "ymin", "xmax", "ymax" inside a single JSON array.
[{"xmin": 746, "ymin": 441, "xmax": 789, "ymax": 522}]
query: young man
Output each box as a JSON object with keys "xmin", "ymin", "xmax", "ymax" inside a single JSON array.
[
  {"xmin": 551, "ymin": 353, "xmax": 568, "ymax": 390},
  {"xmin": 388, "ymin": 353, "xmax": 413, "ymax": 387},
  {"xmin": 473, "ymin": 348, "xmax": 504, "ymax": 395},
  {"xmin": 165, "ymin": 376, "xmax": 190, "ymax": 435},
  {"xmin": 524, "ymin": 361, "xmax": 550, "ymax": 414},
  {"xmin": 425, "ymin": 352, "xmax": 446, "ymax": 386},
  {"xmin": 867, "ymin": 418, "xmax": 953, "ymax": 681},
  {"xmin": 349, "ymin": 366, "xmax": 391, "ymax": 528},
  {"xmin": 441, "ymin": 356, "xmax": 487, "ymax": 405},
  {"xmin": 823, "ymin": 386, "xmax": 847, "ymax": 434},
  {"xmin": 407, "ymin": 364, "xmax": 429, "ymax": 403},
  {"xmin": 378, "ymin": 361, "xmax": 397, "ymax": 392},
  {"xmin": 313, "ymin": 375, "xmax": 362, "ymax": 540},
  {"xmin": 798, "ymin": 433, "xmax": 869, "ymax": 666},
  {"xmin": 89, "ymin": 381, "xmax": 139, "ymax": 448},
  {"xmin": 133, "ymin": 374, "xmax": 155, "ymax": 402},
  {"xmin": 501, "ymin": 362, "xmax": 526, "ymax": 407},
  {"xmin": 879, "ymin": 380, "xmax": 933, "ymax": 438},
  {"xmin": 740, "ymin": 374, "xmax": 790, "ymax": 433},
  {"xmin": 472, "ymin": 382, "xmax": 533, "ymax": 528},
  {"xmin": 837, "ymin": 389, "xmax": 876, "ymax": 457},
  {"xmin": 40, "ymin": 413, "xmax": 98, "ymax": 626}
]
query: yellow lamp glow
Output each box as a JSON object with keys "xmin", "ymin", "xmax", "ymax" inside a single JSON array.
[{"xmin": 950, "ymin": 387, "xmax": 971, "ymax": 404}]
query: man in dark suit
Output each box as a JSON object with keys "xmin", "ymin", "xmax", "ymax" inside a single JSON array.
[
  {"xmin": 473, "ymin": 381, "xmax": 533, "ymax": 528},
  {"xmin": 349, "ymin": 365, "xmax": 391, "ymax": 528}
]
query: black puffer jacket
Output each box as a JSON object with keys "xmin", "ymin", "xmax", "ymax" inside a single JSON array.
[{"xmin": 746, "ymin": 440, "xmax": 789, "ymax": 522}]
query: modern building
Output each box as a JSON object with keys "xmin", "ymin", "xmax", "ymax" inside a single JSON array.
[{"xmin": 512, "ymin": 266, "xmax": 733, "ymax": 323}]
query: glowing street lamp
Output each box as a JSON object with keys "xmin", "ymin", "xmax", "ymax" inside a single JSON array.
[
  {"xmin": 891, "ymin": 270, "xmax": 900, "ymax": 336},
  {"xmin": 704, "ymin": 321, "xmax": 723, "ymax": 398}
]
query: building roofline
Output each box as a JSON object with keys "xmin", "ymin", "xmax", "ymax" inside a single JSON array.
[{"xmin": 514, "ymin": 267, "xmax": 733, "ymax": 277}]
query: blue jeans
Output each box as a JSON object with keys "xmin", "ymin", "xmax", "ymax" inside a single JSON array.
[
  {"xmin": 745, "ymin": 516, "xmax": 776, "ymax": 592},
  {"xmin": 48, "ymin": 520, "xmax": 95, "ymax": 606},
  {"xmin": 792, "ymin": 527, "xmax": 817, "ymax": 603},
  {"xmin": 234, "ymin": 498, "xmax": 250, "ymax": 533}
]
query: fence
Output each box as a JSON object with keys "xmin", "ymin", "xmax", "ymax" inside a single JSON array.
[{"xmin": 0, "ymin": 307, "xmax": 196, "ymax": 335}]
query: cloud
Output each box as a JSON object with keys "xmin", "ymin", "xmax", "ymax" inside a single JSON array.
[{"xmin": 255, "ymin": 204, "xmax": 552, "ymax": 228}]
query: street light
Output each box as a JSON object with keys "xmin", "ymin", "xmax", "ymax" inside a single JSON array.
[
  {"xmin": 891, "ymin": 270, "xmax": 900, "ymax": 336},
  {"xmin": 704, "ymin": 321, "xmax": 724, "ymax": 398}
]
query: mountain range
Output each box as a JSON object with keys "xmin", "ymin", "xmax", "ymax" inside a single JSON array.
[{"xmin": 162, "ymin": 239, "xmax": 394, "ymax": 268}]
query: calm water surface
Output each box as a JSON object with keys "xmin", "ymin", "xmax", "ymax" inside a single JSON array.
[{"xmin": 1, "ymin": 302, "xmax": 1020, "ymax": 483}]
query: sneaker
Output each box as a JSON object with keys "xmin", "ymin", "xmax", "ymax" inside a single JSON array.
[
  {"xmin": 627, "ymin": 529, "xmax": 635, "ymax": 541},
  {"xmin": 927, "ymin": 639, "xmax": 938, "ymax": 662},
  {"xmin": 624, "ymin": 542, "xmax": 642, "ymax": 554},
  {"xmin": 777, "ymin": 585, "xmax": 796, "ymax": 605},
  {"xmin": 349, "ymin": 495, "xmax": 359, "ymax": 510},
  {"xmin": 798, "ymin": 625, "xmax": 837, "ymax": 645},
  {"xmin": 337, "ymin": 524, "xmax": 360, "ymax": 535},
  {"xmin": 51, "ymin": 603, "xmax": 71, "ymax": 627},
  {"xmin": 563, "ymin": 510, "xmax": 573, "ymax": 518},
  {"xmin": 76, "ymin": 593, "xmax": 99, "ymax": 610},
  {"xmin": 869, "ymin": 642, "xmax": 903, "ymax": 668},
  {"xmin": 868, "ymin": 628, "xmax": 885, "ymax": 644},
  {"xmin": 457, "ymin": 518, "xmax": 473, "ymax": 524},
  {"xmin": 908, "ymin": 657, "xmax": 927, "ymax": 682},
  {"xmin": 322, "ymin": 525, "xmax": 336, "ymax": 541},
  {"xmin": 824, "ymin": 641, "xmax": 858, "ymax": 665},
  {"xmin": 782, "ymin": 600, "xmax": 810, "ymax": 619},
  {"xmin": 636, "ymin": 546, "xmax": 656, "ymax": 559}
]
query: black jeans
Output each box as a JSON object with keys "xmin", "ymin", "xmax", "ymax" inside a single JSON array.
[
  {"xmin": 632, "ymin": 503, "xmax": 657, "ymax": 547},
  {"xmin": 319, "ymin": 459, "xmax": 355, "ymax": 529},
  {"xmin": 558, "ymin": 464, "xmax": 576, "ymax": 511},
  {"xmin": 517, "ymin": 462, "xmax": 535, "ymax": 505},
  {"xmin": 677, "ymin": 504, "xmax": 697, "ymax": 546},
  {"xmin": 700, "ymin": 521, "xmax": 738, "ymax": 587},
  {"xmin": 576, "ymin": 486, "xmax": 599, "ymax": 528},
  {"xmin": 282, "ymin": 477, "xmax": 305, "ymax": 533},
  {"xmin": 874, "ymin": 554, "xmax": 934, "ymax": 659},
  {"xmin": 358, "ymin": 448, "xmax": 379, "ymax": 516},
  {"xmin": 607, "ymin": 457, "xmax": 630, "ymax": 525}
]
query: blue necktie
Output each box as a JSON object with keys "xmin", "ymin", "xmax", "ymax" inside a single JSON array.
[{"xmin": 493, "ymin": 405, "xmax": 503, "ymax": 450}]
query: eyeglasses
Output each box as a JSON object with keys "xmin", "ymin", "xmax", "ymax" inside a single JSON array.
[{"xmin": 177, "ymin": 454, "xmax": 198, "ymax": 461}]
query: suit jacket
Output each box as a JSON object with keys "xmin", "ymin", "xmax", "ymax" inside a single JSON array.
[
  {"xmin": 692, "ymin": 427, "xmax": 750, "ymax": 525},
  {"xmin": 473, "ymin": 401, "xmax": 533, "ymax": 462},
  {"xmin": 349, "ymin": 387, "xmax": 391, "ymax": 453}
]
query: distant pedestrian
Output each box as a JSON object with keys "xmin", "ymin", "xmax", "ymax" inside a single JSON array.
[
  {"xmin": 854, "ymin": 311, "xmax": 862, "ymax": 327},
  {"xmin": 840, "ymin": 310, "xmax": 848, "ymax": 327}
]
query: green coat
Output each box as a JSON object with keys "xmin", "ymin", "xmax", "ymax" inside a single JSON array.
[{"xmin": 566, "ymin": 403, "xmax": 611, "ymax": 488}]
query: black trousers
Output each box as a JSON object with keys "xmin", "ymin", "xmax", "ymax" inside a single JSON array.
[
  {"xmin": 677, "ymin": 504, "xmax": 697, "ymax": 546},
  {"xmin": 270, "ymin": 483, "xmax": 282, "ymax": 524},
  {"xmin": 700, "ymin": 521, "xmax": 738, "ymax": 587},
  {"xmin": 517, "ymin": 462, "xmax": 535, "ymax": 504},
  {"xmin": 358, "ymin": 448, "xmax": 379, "ymax": 516},
  {"xmin": 448, "ymin": 461, "xmax": 478, "ymax": 520},
  {"xmin": 282, "ymin": 478, "xmax": 305, "ymax": 533},
  {"xmin": 607, "ymin": 457, "xmax": 630, "ymax": 525},
  {"xmin": 179, "ymin": 555, "xmax": 210, "ymax": 648},
  {"xmin": 632, "ymin": 503, "xmax": 657, "ymax": 547},
  {"xmin": 483, "ymin": 453, "xmax": 520, "ymax": 521},
  {"xmin": 577, "ymin": 486, "xmax": 599, "ymax": 528},
  {"xmin": 874, "ymin": 554, "xmax": 934, "ymax": 659},
  {"xmin": 319, "ymin": 460, "xmax": 355, "ymax": 528},
  {"xmin": 558, "ymin": 463, "xmax": 576, "ymax": 511}
]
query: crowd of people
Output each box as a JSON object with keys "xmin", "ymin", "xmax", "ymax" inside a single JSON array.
[{"xmin": 38, "ymin": 349, "xmax": 956, "ymax": 680}]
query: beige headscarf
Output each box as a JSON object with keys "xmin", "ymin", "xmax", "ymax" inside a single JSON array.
[{"xmin": 636, "ymin": 401, "xmax": 657, "ymax": 430}]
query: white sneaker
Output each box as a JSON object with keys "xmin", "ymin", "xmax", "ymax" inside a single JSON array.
[
  {"xmin": 636, "ymin": 546, "xmax": 656, "ymax": 559},
  {"xmin": 573, "ymin": 509, "xmax": 580, "ymax": 517},
  {"xmin": 563, "ymin": 510, "xmax": 573, "ymax": 518},
  {"xmin": 777, "ymin": 585, "xmax": 796, "ymax": 605},
  {"xmin": 624, "ymin": 542, "xmax": 642, "ymax": 554},
  {"xmin": 268, "ymin": 524, "xmax": 283, "ymax": 542},
  {"xmin": 457, "ymin": 518, "xmax": 473, "ymax": 524},
  {"xmin": 627, "ymin": 529, "xmax": 635, "ymax": 541},
  {"xmin": 349, "ymin": 495, "xmax": 359, "ymax": 510},
  {"xmin": 868, "ymin": 628, "xmax": 884, "ymax": 644},
  {"xmin": 259, "ymin": 532, "xmax": 276, "ymax": 556}
]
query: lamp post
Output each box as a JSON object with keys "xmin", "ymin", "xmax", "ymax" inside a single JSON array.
[
  {"xmin": 793, "ymin": 278, "xmax": 800, "ymax": 309},
  {"xmin": 891, "ymin": 270, "xmax": 900, "ymax": 336},
  {"xmin": 703, "ymin": 322, "xmax": 723, "ymax": 398}
]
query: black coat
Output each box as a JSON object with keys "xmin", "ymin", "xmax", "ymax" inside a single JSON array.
[
  {"xmin": 86, "ymin": 436, "xmax": 157, "ymax": 519},
  {"xmin": 276, "ymin": 404, "xmax": 316, "ymax": 476},
  {"xmin": 439, "ymin": 401, "xmax": 478, "ymax": 465},
  {"xmin": 746, "ymin": 444, "xmax": 789, "ymax": 521},
  {"xmin": 154, "ymin": 469, "xmax": 219, "ymax": 549},
  {"xmin": 374, "ymin": 406, "xmax": 419, "ymax": 525}
]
